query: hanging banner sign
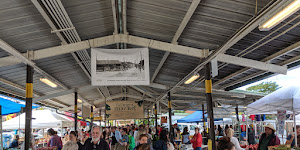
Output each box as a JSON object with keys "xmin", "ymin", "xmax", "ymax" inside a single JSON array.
[
  {"xmin": 106, "ymin": 101, "xmax": 144, "ymax": 120},
  {"xmin": 277, "ymin": 110, "xmax": 286, "ymax": 135},
  {"xmin": 94, "ymin": 116, "xmax": 103, "ymax": 121},
  {"xmin": 91, "ymin": 48, "xmax": 150, "ymax": 86},
  {"xmin": 161, "ymin": 116, "xmax": 168, "ymax": 123}
]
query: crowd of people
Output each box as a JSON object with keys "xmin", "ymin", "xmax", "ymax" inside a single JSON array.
[
  {"xmin": 215, "ymin": 123, "xmax": 283, "ymax": 150},
  {"xmin": 7, "ymin": 123, "xmax": 300, "ymax": 150},
  {"xmin": 43, "ymin": 124, "xmax": 203, "ymax": 150},
  {"xmin": 51, "ymin": 124, "xmax": 156, "ymax": 150}
]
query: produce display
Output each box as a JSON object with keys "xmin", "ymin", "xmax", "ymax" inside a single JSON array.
[
  {"xmin": 245, "ymin": 144, "xmax": 259, "ymax": 150},
  {"xmin": 36, "ymin": 146, "xmax": 57, "ymax": 150},
  {"xmin": 268, "ymin": 145, "xmax": 291, "ymax": 150}
]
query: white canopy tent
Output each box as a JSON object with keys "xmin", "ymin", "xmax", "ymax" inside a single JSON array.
[
  {"xmin": 247, "ymin": 86, "xmax": 300, "ymax": 114},
  {"xmin": 3, "ymin": 109, "xmax": 73, "ymax": 130},
  {"xmin": 247, "ymin": 86, "xmax": 300, "ymax": 146}
]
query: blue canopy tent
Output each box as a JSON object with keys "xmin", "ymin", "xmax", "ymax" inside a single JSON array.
[
  {"xmin": 177, "ymin": 111, "xmax": 222, "ymax": 123},
  {"xmin": 0, "ymin": 94, "xmax": 39, "ymax": 148},
  {"xmin": 0, "ymin": 94, "xmax": 39, "ymax": 115}
]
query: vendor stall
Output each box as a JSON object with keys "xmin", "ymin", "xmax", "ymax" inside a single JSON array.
[
  {"xmin": 3, "ymin": 110, "xmax": 73, "ymax": 148},
  {"xmin": 177, "ymin": 111, "xmax": 223, "ymax": 123},
  {"xmin": 3, "ymin": 109, "xmax": 73, "ymax": 129},
  {"xmin": 247, "ymin": 86, "xmax": 300, "ymax": 148}
]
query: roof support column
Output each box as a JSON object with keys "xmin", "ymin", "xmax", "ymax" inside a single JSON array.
[
  {"xmin": 74, "ymin": 91, "xmax": 78, "ymax": 131},
  {"xmin": 205, "ymin": 63, "xmax": 216, "ymax": 150},
  {"xmin": 148, "ymin": 109, "xmax": 150, "ymax": 126},
  {"xmin": 25, "ymin": 65, "xmax": 33, "ymax": 150},
  {"xmin": 168, "ymin": 92, "xmax": 172, "ymax": 140},
  {"xmin": 90, "ymin": 106, "xmax": 94, "ymax": 130},
  {"xmin": 0, "ymin": 106, "xmax": 3, "ymax": 150},
  {"xmin": 235, "ymin": 104, "xmax": 241, "ymax": 140},
  {"xmin": 155, "ymin": 103, "xmax": 158, "ymax": 136},
  {"xmin": 202, "ymin": 104, "xmax": 207, "ymax": 142}
]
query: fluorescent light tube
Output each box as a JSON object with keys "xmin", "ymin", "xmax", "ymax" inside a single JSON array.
[
  {"xmin": 40, "ymin": 78, "xmax": 57, "ymax": 88},
  {"xmin": 259, "ymin": 0, "xmax": 300, "ymax": 31},
  {"xmin": 184, "ymin": 74, "xmax": 200, "ymax": 84}
]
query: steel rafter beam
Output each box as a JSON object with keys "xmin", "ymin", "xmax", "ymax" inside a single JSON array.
[
  {"xmin": 172, "ymin": 94, "xmax": 206, "ymax": 99},
  {"xmin": 130, "ymin": 86, "xmax": 178, "ymax": 107},
  {"xmin": 0, "ymin": 87, "xmax": 24, "ymax": 98},
  {"xmin": 122, "ymin": 0, "xmax": 128, "ymax": 35},
  {"xmin": 0, "ymin": 39, "xmax": 92, "ymax": 106},
  {"xmin": 61, "ymin": 93, "xmax": 155, "ymax": 111},
  {"xmin": 39, "ymin": 101, "xmax": 62, "ymax": 109},
  {"xmin": 146, "ymin": 82, "xmax": 248, "ymax": 98},
  {"xmin": 220, "ymin": 54, "xmax": 300, "ymax": 89},
  {"xmin": 130, "ymin": 86, "xmax": 155, "ymax": 99},
  {"xmin": 216, "ymin": 54, "xmax": 287, "ymax": 74},
  {"xmin": 155, "ymin": 0, "xmax": 287, "ymax": 102},
  {"xmin": 32, "ymin": 85, "xmax": 94, "ymax": 102},
  {"xmin": 126, "ymin": 95, "xmax": 155, "ymax": 102},
  {"xmin": 61, "ymin": 94, "xmax": 124, "ymax": 111},
  {"xmin": 151, "ymin": 0, "xmax": 201, "ymax": 82},
  {"xmin": 0, "ymin": 77, "xmax": 70, "ymax": 107},
  {"xmin": 214, "ymin": 40, "xmax": 300, "ymax": 87},
  {"xmin": 130, "ymin": 86, "xmax": 168, "ymax": 107},
  {"xmin": 177, "ymin": 87, "xmax": 246, "ymax": 98},
  {"xmin": 148, "ymin": 83, "xmax": 169, "ymax": 90},
  {"xmin": 0, "ymin": 34, "xmax": 209, "ymax": 68},
  {"xmin": 111, "ymin": 0, "xmax": 118, "ymax": 34},
  {"xmin": 32, "ymin": 0, "xmax": 107, "ymax": 100}
]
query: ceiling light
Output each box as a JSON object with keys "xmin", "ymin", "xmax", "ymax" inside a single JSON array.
[
  {"xmin": 184, "ymin": 73, "xmax": 200, "ymax": 84},
  {"xmin": 77, "ymin": 99, "xmax": 82, "ymax": 103},
  {"xmin": 93, "ymin": 105, "xmax": 96, "ymax": 109},
  {"xmin": 231, "ymin": 95, "xmax": 246, "ymax": 98},
  {"xmin": 259, "ymin": 0, "xmax": 300, "ymax": 31},
  {"xmin": 40, "ymin": 78, "xmax": 57, "ymax": 88},
  {"xmin": 243, "ymin": 106, "xmax": 247, "ymax": 109},
  {"xmin": 217, "ymin": 102, "xmax": 222, "ymax": 107}
]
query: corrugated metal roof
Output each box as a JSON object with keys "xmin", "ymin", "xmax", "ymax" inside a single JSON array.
[{"xmin": 1, "ymin": 0, "xmax": 300, "ymax": 112}]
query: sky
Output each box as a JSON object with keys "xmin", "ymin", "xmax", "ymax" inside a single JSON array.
[{"xmin": 238, "ymin": 66, "xmax": 300, "ymax": 90}]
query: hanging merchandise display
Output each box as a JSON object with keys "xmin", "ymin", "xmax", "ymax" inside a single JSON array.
[
  {"xmin": 255, "ymin": 115, "xmax": 261, "ymax": 121},
  {"xmin": 277, "ymin": 110, "xmax": 286, "ymax": 135},
  {"xmin": 250, "ymin": 115, "xmax": 256, "ymax": 121},
  {"xmin": 261, "ymin": 114, "xmax": 266, "ymax": 121}
]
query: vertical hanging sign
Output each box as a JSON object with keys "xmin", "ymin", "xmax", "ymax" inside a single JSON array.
[{"xmin": 277, "ymin": 110, "xmax": 286, "ymax": 135}]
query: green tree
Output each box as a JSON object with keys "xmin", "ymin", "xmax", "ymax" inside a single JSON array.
[
  {"xmin": 174, "ymin": 110, "xmax": 185, "ymax": 113},
  {"xmin": 246, "ymin": 81, "xmax": 280, "ymax": 94}
]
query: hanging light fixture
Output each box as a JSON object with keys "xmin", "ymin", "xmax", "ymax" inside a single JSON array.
[
  {"xmin": 259, "ymin": 0, "xmax": 300, "ymax": 31},
  {"xmin": 40, "ymin": 78, "xmax": 57, "ymax": 88},
  {"xmin": 184, "ymin": 73, "xmax": 200, "ymax": 84},
  {"xmin": 217, "ymin": 102, "xmax": 222, "ymax": 107}
]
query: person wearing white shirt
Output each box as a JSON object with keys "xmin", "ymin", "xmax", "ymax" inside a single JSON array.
[
  {"xmin": 226, "ymin": 128, "xmax": 244, "ymax": 150},
  {"xmin": 62, "ymin": 131, "xmax": 79, "ymax": 150}
]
